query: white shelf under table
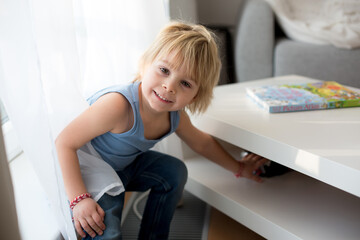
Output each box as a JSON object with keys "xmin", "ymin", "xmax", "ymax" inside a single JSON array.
[{"xmin": 184, "ymin": 155, "xmax": 360, "ymax": 240}]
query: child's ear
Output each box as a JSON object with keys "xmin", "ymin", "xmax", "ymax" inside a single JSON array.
[
  {"xmin": 139, "ymin": 66, "xmax": 144, "ymax": 77},
  {"xmin": 140, "ymin": 62, "xmax": 150, "ymax": 77},
  {"xmin": 189, "ymin": 94, "xmax": 197, "ymax": 104}
]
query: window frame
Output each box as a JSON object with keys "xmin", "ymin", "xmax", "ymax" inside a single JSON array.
[{"xmin": 1, "ymin": 100, "xmax": 23, "ymax": 162}]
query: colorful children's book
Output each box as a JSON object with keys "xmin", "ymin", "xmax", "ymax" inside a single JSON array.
[{"xmin": 246, "ymin": 81, "xmax": 360, "ymax": 113}]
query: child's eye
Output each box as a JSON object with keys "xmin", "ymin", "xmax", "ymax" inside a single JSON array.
[
  {"xmin": 160, "ymin": 67, "xmax": 170, "ymax": 75},
  {"xmin": 181, "ymin": 80, "xmax": 191, "ymax": 88}
]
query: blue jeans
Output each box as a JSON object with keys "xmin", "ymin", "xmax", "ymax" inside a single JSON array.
[{"xmin": 83, "ymin": 150, "xmax": 188, "ymax": 240}]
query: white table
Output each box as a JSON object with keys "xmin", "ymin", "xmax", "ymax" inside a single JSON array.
[{"xmin": 181, "ymin": 75, "xmax": 360, "ymax": 240}]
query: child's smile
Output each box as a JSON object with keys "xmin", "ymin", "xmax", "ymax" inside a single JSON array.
[{"xmin": 153, "ymin": 90, "xmax": 174, "ymax": 103}]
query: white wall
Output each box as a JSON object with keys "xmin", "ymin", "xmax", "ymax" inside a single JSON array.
[
  {"xmin": 197, "ymin": 0, "xmax": 244, "ymax": 27},
  {"xmin": 169, "ymin": 0, "xmax": 199, "ymax": 23},
  {"xmin": 169, "ymin": 0, "xmax": 244, "ymax": 28}
]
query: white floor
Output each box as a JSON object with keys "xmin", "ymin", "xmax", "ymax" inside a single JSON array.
[{"xmin": 9, "ymin": 153, "xmax": 61, "ymax": 240}]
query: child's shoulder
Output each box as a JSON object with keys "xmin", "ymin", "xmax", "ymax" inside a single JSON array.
[
  {"xmin": 88, "ymin": 82, "xmax": 139, "ymax": 104},
  {"xmin": 92, "ymin": 91, "xmax": 131, "ymax": 113}
]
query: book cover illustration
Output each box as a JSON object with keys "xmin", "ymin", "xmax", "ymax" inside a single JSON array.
[{"xmin": 246, "ymin": 81, "xmax": 360, "ymax": 113}]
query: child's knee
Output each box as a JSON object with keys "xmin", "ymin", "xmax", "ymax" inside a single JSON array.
[
  {"xmin": 177, "ymin": 160, "xmax": 188, "ymax": 185},
  {"xmin": 167, "ymin": 158, "xmax": 188, "ymax": 189}
]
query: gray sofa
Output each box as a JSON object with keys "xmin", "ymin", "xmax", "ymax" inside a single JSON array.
[{"xmin": 234, "ymin": 0, "xmax": 360, "ymax": 88}]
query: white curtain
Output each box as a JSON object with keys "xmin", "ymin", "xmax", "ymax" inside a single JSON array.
[{"xmin": 0, "ymin": 0, "xmax": 169, "ymax": 239}]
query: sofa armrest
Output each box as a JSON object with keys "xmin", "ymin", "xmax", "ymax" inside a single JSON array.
[{"xmin": 234, "ymin": 0, "xmax": 275, "ymax": 82}]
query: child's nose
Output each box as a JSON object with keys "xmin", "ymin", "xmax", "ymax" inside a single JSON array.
[{"xmin": 162, "ymin": 83, "xmax": 176, "ymax": 94}]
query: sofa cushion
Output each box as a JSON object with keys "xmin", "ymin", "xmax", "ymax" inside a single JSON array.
[
  {"xmin": 234, "ymin": 0, "xmax": 275, "ymax": 82},
  {"xmin": 275, "ymin": 38, "xmax": 360, "ymax": 88}
]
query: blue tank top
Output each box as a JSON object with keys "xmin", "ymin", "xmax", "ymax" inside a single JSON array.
[{"xmin": 87, "ymin": 82, "xmax": 180, "ymax": 171}]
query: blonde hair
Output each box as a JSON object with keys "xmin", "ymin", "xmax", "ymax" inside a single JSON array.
[{"xmin": 134, "ymin": 21, "xmax": 221, "ymax": 114}]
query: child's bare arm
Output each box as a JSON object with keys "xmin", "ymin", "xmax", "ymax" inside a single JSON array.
[
  {"xmin": 176, "ymin": 111, "xmax": 268, "ymax": 182},
  {"xmin": 56, "ymin": 93, "xmax": 132, "ymax": 237}
]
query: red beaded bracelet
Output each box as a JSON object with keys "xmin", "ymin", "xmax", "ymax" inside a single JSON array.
[
  {"xmin": 234, "ymin": 162, "xmax": 244, "ymax": 178},
  {"xmin": 70, "ymin": 193, "xmax": 92, "ymax": 210}
]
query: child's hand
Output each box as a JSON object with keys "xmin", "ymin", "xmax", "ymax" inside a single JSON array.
[
  {"xmin": 72, "ymin": 198, "xmax": 106, "ymax": 238},
  {"xmin": 239, "ymin": 153, "xmax": 269, "ymax": 182}
]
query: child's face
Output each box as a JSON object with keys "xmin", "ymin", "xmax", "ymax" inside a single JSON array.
[{"xmin": 140, "ymin": 54, "xmax": 199, "ymax": 113}]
